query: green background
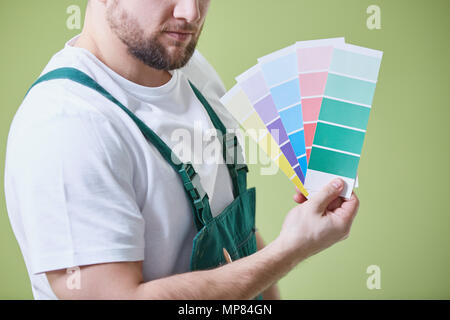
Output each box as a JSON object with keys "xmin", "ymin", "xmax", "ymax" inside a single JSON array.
[{"xmin": 1, "ymin": 0, "xmax": 449, "ymax": 299}]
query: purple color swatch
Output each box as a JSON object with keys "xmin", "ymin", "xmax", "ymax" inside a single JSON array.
[
  {"xmin": 236, "ymin": 67, "xmax": 305, "ymax": 184},
  {"xmin": 294, "ymin": 166, "xmax": 305, "ymax": 182},
  {"xmin": 281, "ymin": 143, "xmax": 299, "ymax": 169},
  {"xmin": 267, "ymin": 118, "xmax": 289, "ymax": 144},
  {"xmin": 253, "ymin": 95, "xmax": 280, "ymax": 124},
  {"xmin": 239, "ymin": 72, "xmax": 269, "ymax": 103}
]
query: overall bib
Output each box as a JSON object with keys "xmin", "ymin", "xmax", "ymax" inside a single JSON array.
[{"xmin": 26, "ymin": 67, "xmax": 263, "ymax": 300}]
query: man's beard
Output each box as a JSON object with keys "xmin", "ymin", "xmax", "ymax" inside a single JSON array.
[{"xmin": 106, "ymin": 2, "xmax": 202, "ymax": 71}]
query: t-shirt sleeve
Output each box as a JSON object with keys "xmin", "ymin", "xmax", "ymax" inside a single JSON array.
[{"xmin": 7, "ymin": 106, "xmax": 145, "ymax": 275}]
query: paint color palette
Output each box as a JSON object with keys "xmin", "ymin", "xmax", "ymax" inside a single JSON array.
[
  {"xmin": 220, "ymin": 84, "xmax": 308, "ymax": 197},
  {"xmin": 305, "ymin": 43, "xmax": 383, "ymax": 198},
  {"xmin": 257, "ymin": 45, "xmax": 307, "ymax": 178},
  {"xmin": 236, "ymin": 66, "xmax": 306, "ymax": 184},
  {"xmin": 220, "ymin": 38, "xmax": 382, "ymax": 198}
]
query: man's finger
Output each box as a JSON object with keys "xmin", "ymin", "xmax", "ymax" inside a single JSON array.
[
  {"xmin": 293, "ymin": 189, "xmax": 308, "ymax": 204},
  {"xmin": 339, "ymin": 192, "xmax": 360, "ymax": 222},
  {"xmin": 309, "ymin": 179, "xmax": 345, "ymax": 212}
]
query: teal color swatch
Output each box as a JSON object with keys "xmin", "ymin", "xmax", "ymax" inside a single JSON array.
[
  {"xmin": 313, "ymin": 122, "xmax": 365, "ymax": 155},
  {"xmin": 308, "ymin": 147, "xmax": 359, "ymax": 179},
  {"xmin": 319, "ymin": 98, "xmax": 371, "ymax": 130}
]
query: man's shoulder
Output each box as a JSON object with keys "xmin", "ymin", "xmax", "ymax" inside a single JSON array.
[
  {"xmin": 182, "ymin": 51, "xmax": 240, "ymax": 131},
  {"xmin": 17, "ymin": 47, "xmax": 117, "ymax": 130},
  {"xmin": 181, "ymin": 50, "xmax": 227, "ymax": 97},
  {"xmin": 16, "ymin": 77, "xmax": 107, "ymax": 136}
]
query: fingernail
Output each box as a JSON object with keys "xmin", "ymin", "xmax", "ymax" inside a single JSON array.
[{"xmin": 332, "ymin": 179, "xmax": 343, "ymax": 190}]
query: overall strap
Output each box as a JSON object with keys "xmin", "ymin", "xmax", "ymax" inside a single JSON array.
[
  {"xmin": 26, "ymin": 67, "xmax": 210, "ymax": 231},
  {"xmin": 189, "ymin": 84, "xmax": 248, "ymax": 194}
]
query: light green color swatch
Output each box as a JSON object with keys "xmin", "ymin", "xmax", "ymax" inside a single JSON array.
[
  {"xmin": 324, "ymin": 73, "xmax": 377, "ymax": 105},
  {"xmin": 330, "ymin": 49, "xmax": 382, "ymax": 80}
]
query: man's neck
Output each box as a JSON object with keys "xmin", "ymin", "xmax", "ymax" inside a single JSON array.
[{"xmin": 73, "ymin": 31, "xmax": 172, "ymax": 88}]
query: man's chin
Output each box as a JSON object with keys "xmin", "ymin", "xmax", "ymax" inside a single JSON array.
[{"xmin": 165, "ymin": 49, "xmax": 196, "ymax": 70}]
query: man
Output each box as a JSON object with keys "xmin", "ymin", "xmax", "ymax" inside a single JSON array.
[{"xmin": 4, "ymin": 0, "xmax": 359, "ymax": 300}]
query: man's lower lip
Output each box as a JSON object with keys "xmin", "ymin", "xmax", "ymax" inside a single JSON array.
[{"xmin": 165, "ymin": 32, "xmax": 192, "ymax": 41}]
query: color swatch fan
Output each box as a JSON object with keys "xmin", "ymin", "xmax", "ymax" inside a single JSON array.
[{"xmin": 220, "ymin": 38, "xmax": 383, "ymax": 198}]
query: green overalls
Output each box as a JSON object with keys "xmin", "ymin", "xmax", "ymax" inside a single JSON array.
[{"xmin": 26, "ymin": 67, "xmax": 262, "ymax": 300}]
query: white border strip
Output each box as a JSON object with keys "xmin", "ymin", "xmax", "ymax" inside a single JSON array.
[
  {"xmin": 278, "ymin": 101, "xmax": 301, "ymax": 113},
  {"xmin": 258, "ymin": 44, "xmax": 297, "ymax": 64},
  {"xmin": 280, "ymin": 140, "xmax": 291, "ymax": 148},
  {"xmin": 220, "ymin": 83, "xmax": 240, "ymax": 105},
  {"xmin": 256, "ymin": 130, "xmax": 269, "ymax": 142},
  {"xmin": 235, "ymin": 64, "xmax": 262, "ymax": 83},
  {"xmin": 335, "ymin": 42, "xmax": 383, "ymax": 59},
  {"xmin": 299, "ymin": 69, "xmax": 329, "ymax": 74},
  {"xmin": 265, "ymin": 116, "xmax": 281, "ymax": 126},
  {"xmin": 312, "ymin": 144, "xmax": 361, "ymax": 158},
  {"xmin": 274, "ymin": 152, "xmax": 283, "ymax": 161},
  {"xmin": 329, "ymin": 71, "xmax": 378, "ymax": 83},
  {"xmin": 252, "ymin": 92, "xmax": 271, "ymax": 105},
  {"xmin": 240, "ymin": 108, "xmax": 255, "ymax": 124},
  {"xmin": 269, "ymin": 75, "xmax": 299, "ymax": 89},
  {"xmin": 288, "ymin": 128, "xmax": 305, "ymax": 136},
  {"xmin": 323, "ymin": 96, "xmax": 372, "ymax": 108},
  {"xmin": 304, "ymin": 169, "xmax": 354, "ymax": 199},
  {"xmin": 317, "ymin": 120, "xmax": 366, "ymax": 133},
  {"xmin": 302, "ymin": 95, "xmax": 323, "ymax": 100},
  {"xmin": 295, "ymin": 37, "xmax": 346, "ymax": 49}
]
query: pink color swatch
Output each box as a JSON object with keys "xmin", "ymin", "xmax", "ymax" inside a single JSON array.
[
  {"xmin": 302, "ymin": 97, "xmax": 322, "ymax": 122},
  {"xmin": 296, "ymin": 38, "xmax": 344, "ymax": 163},
  {"xmin": 297, "ymin": 46, "xmax": 335, "ymax": 72},
  {"xmin": 299, "ymin": 72, "xmax": 328, "ymax": 97}
]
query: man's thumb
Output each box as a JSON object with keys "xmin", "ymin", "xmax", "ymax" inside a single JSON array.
[{"xmin": 309, "ymin": 179, "xmax": 344, "ymax": 212}]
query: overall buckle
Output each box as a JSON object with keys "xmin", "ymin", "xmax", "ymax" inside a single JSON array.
[
  {"xmin": 224, "ymin": 133, "xmax": 248, "ymax": 173},
  {"xmin": 178, "ymin": 162, "xmax": 207, "ymax": 211}
]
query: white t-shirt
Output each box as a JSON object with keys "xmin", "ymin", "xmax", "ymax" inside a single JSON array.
[{"xmin": 4, "ymin": 35, "xmax": 241, "ymax": 299}]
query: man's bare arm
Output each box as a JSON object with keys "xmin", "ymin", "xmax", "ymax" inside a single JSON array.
[
  {"xmin": 255, "ymin": 231, "xmax": 281, "ymax": 300},
  {"xmin": 46, "ymin": 237, "xmax": 300, "ymax": 300},
  {"xmin": 47, "ymin": 179, "xmax": 359, "ymax": 300}
]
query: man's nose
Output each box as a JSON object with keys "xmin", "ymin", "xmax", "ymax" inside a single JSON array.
[{"xmin": 173, "ymin": 0, "xmax": 201, "ymax": 24}]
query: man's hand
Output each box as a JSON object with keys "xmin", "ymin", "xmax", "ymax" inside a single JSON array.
[{"xmin": 277, "ymin": 178, "xmax": 360, "ymax": 264}]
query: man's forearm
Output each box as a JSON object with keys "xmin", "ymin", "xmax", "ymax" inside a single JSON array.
[
  {"xmin": 133, "ymin": 238, "xmax": 303, "ymax": 300},
  {"xmin": 255, "ymin": 231, "xmax": 281, "ymax": 299}
]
